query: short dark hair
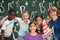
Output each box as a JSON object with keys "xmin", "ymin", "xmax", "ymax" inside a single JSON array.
[{"xmin": 8, "ymin": 9, "xmax": 16, "ymax": 15}]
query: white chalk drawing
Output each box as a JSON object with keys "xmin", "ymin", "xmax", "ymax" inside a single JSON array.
[
  {"xmin": 8, "ymin": 3, "xmax": 13, "ymax": 11},
  {"xmin": 47, "ymin": 16, "xmax": 49, "ymax": 18},
  {"xmin": 32, "ymin": 0, "xmax": 37, "ymax": 7},
  {"xmin": 43, "ymin": 0, "xmax": 45, "ymax": 3},
  {"xmin": 20, "ymin": 6, "xmax": 26, "ymax": 14},
  {"xmin": 25, "ymin": 1, "xmax": 29, "ymax": 6},
  {"xmin": 16, "ymin": 0, "xmax": 20, "ymax": 7},
  {"xmin": 12, "ymin": 1, "xmax": 14, "ymax": 3},
  {"xmin": 57, "ymin": 0, "xmax": 60, "ymax": 7},
  {"xmin": 0, "ymin": 3, "xmax": 5, "ymax": 13},
  {"xmin": 49, "ymin": 2, "xmax": 53, "ymax": 8},
  {"xmin": 16, "ymin": 11, "xmax": 19, "ymax": 14},
  {"xmin": 53, "ymin": 1, "xmax": 55, "ymax": 3},
  {"xmin": 30, "ymin": 11, "xmax": 37, "ymax": 20},
  {"xmin": 39, "ymin": 3, "xmax": 46, "ymax": 13},
  {"xmin": 2, "ymin": 0, "xmax": 4, "ymax": 3}
]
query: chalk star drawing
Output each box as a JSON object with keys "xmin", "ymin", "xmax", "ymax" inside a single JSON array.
[
  {"xmin": 12, "ymin": 1, "xmax": 14, "ymax": 3},
  {"xmin": 16, "ymin": 11, "xmax": 19, "ymax": 14},
  {"xmin": 43, "ymin": 0, "xmax": 45, "ymax": 3},
  {"xmin": 2, "ymin": 0, "xmax": 4, "ymax": 3},
  {"xmin": 25, "ymin": 1, "xmax": 29, "ymax": 6}
]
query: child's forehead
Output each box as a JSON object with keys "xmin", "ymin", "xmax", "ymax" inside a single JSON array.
[
  {"xmin": 22, "ymin": 12, "xmax": 29, "ymax": 15},
  {"xmin": 9, "ymin": 12, "xmax": 16, "ymax": 15},
  {"xmin": 36, "ymin": 17, "xmax": 42, "ymax": 20}
]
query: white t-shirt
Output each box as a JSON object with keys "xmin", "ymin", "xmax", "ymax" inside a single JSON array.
[{"xmin": 1, "ymin": 19, "xmax": 15, "ymax": 37}]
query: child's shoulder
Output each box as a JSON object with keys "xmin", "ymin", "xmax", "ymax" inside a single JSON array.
[
  {"xmin": 24, "ymin": 33, "xmax": 29, "ymax": 37},
  {"xmin": 4, "ymin": 20, "xmax": 9, "ymax": 23}
]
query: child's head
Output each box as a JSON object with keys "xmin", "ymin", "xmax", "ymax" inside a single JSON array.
[
  {"xmin": 22, "ymin": 10, "xmax": 29, "ymax": 22},
  {"xmin": 29, "ymin": 22, "xmax": 37, "ymax": 32},
  {"xmin": 8, "ymin": 9, "xmax": 16, "ymax": 20},
  {"xmin": 35, "ymin": 15, "xmax": 43, "ymax": 25},
  {"xmin": 48, "ymin": 6, "xmax": 59, "ymax": 18},
  {"xmin": 35, "ymin": 15, "xmax": 43, "ymax": 34}
]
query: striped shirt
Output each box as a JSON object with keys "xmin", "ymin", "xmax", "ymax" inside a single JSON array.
[{"xmin": 37, "ymin": 20, "xmax": 53, "ymax": 39}]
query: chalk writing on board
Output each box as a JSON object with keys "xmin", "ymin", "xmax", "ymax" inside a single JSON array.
[
  {"xmin": 2, "ymin": 0, "xmax": 4, "ymax": 3},
  {"xmin": 32, "ymin": 0, "xmax": 37, "ymax": 7},
  {"xmin": 25, "ymin": 1, "xmax": 29, "ymax": 6},
  {"xmin": 30, "ymin": 11, "xmax": 37, "ymax": 20},
  {"xmin": 16, "ymin": 0, "xmax": 20, "ymax": 7},
  {"xmin": 12, "ymin": 1, "xmax": 14, "ymax": 3},
  {"xmin": 43, "ymin": 0, "xmax": 45, "ymax": 3},
  {"xmin": 20, "ymin": 6, "xmax": 26, "ymax": 14},
  {"xmin": 39, "ymin": 3, "xmax": 46, "ymax": 13},
  {"xmin": 49, "ymin": 2, "xmax": 53, "ymax": 8},
  {"xmin": 57, "ymin": 0, "xmax": 60, "ymax": 7},
  {"xmin": 0, "ymin": 3, "xmax": 5, "ymax": 13}
]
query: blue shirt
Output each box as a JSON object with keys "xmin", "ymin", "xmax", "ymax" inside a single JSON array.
[{"xmin": 49, "ymin": 16, "xmax": 60, "ymax": 38}]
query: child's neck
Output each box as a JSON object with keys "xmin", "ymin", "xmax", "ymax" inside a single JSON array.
[
  {"xmin": 22, "ymin": 19, "xmax": 28, "ymax": 23},
  {"xmin": 52, "ymin": 16, "xmax": 58, "ymax": 21},
  {"xmin": 8, "ymin": 18, "xmax": 12, "ymax": 21},
  {"xmin": 30, "ymin": 31, "xmax": 37, "ymax": 36}
]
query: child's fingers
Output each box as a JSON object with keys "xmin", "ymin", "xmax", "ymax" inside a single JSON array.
[
  {"xmin": 0, "ymin": 21, "xmax": 4, "ymax": 26},
  {"xmin": 0, "ymin": 21, "xmax": 2, "ymax": 25}
]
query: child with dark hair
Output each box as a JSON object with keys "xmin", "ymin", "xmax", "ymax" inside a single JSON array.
[
  {"xmin": 24, "ymin": 22, "xmax": 42, "ymax": 40},
  {"xmin": 1, "ymin": 9, "xmax": 16, "ymax": 40},
  {"xmin": 35, "ymin": 15, "xmax": 53, "ymax": 40}
]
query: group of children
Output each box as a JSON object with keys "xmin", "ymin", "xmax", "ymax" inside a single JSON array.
[{"xmin": 0, "ymin": 6, "xmax": 60, "ymax": 40}]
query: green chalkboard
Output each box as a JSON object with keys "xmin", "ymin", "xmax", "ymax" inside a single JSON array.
[{"xmin": 0, "ymin": 0, "xmax": 60, "ymax": 40}]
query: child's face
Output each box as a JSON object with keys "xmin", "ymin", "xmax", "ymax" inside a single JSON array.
[
  {"xmin": 22, "ymin": 12, "xmax": 29, "ymax": 22},
  {"xmin": 36, "ymin": 17, "xmax": 43, "ymax": 25},
  {"xmin": 8, "ymin": 12, "xmax": 16, "ymax": 20},
  {"xmin": 29, "ymin": 23, "xmax": 37, "ymax": 32},
  {"xmin": 49, "ymin": 11, "xmax": 57, "ymax": 18}
]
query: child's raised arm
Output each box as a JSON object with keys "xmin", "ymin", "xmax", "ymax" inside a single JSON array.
[
  {"xmin": 1, "ymin": 16, "xmax": 8, "ymax": 25},
  {"xmin": 15, "ymin": 17, "xmax": 21, "ymax": 22}
]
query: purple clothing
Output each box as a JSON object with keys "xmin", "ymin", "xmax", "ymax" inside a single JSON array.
[{"xmin": 24, "ymin": 33, "xmax": 42, "ymax": 40}]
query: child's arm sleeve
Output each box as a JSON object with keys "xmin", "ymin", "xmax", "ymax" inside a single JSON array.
[{"xmin": 1, "ymin": 22, "xmax": 6, "ymax": 30}]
